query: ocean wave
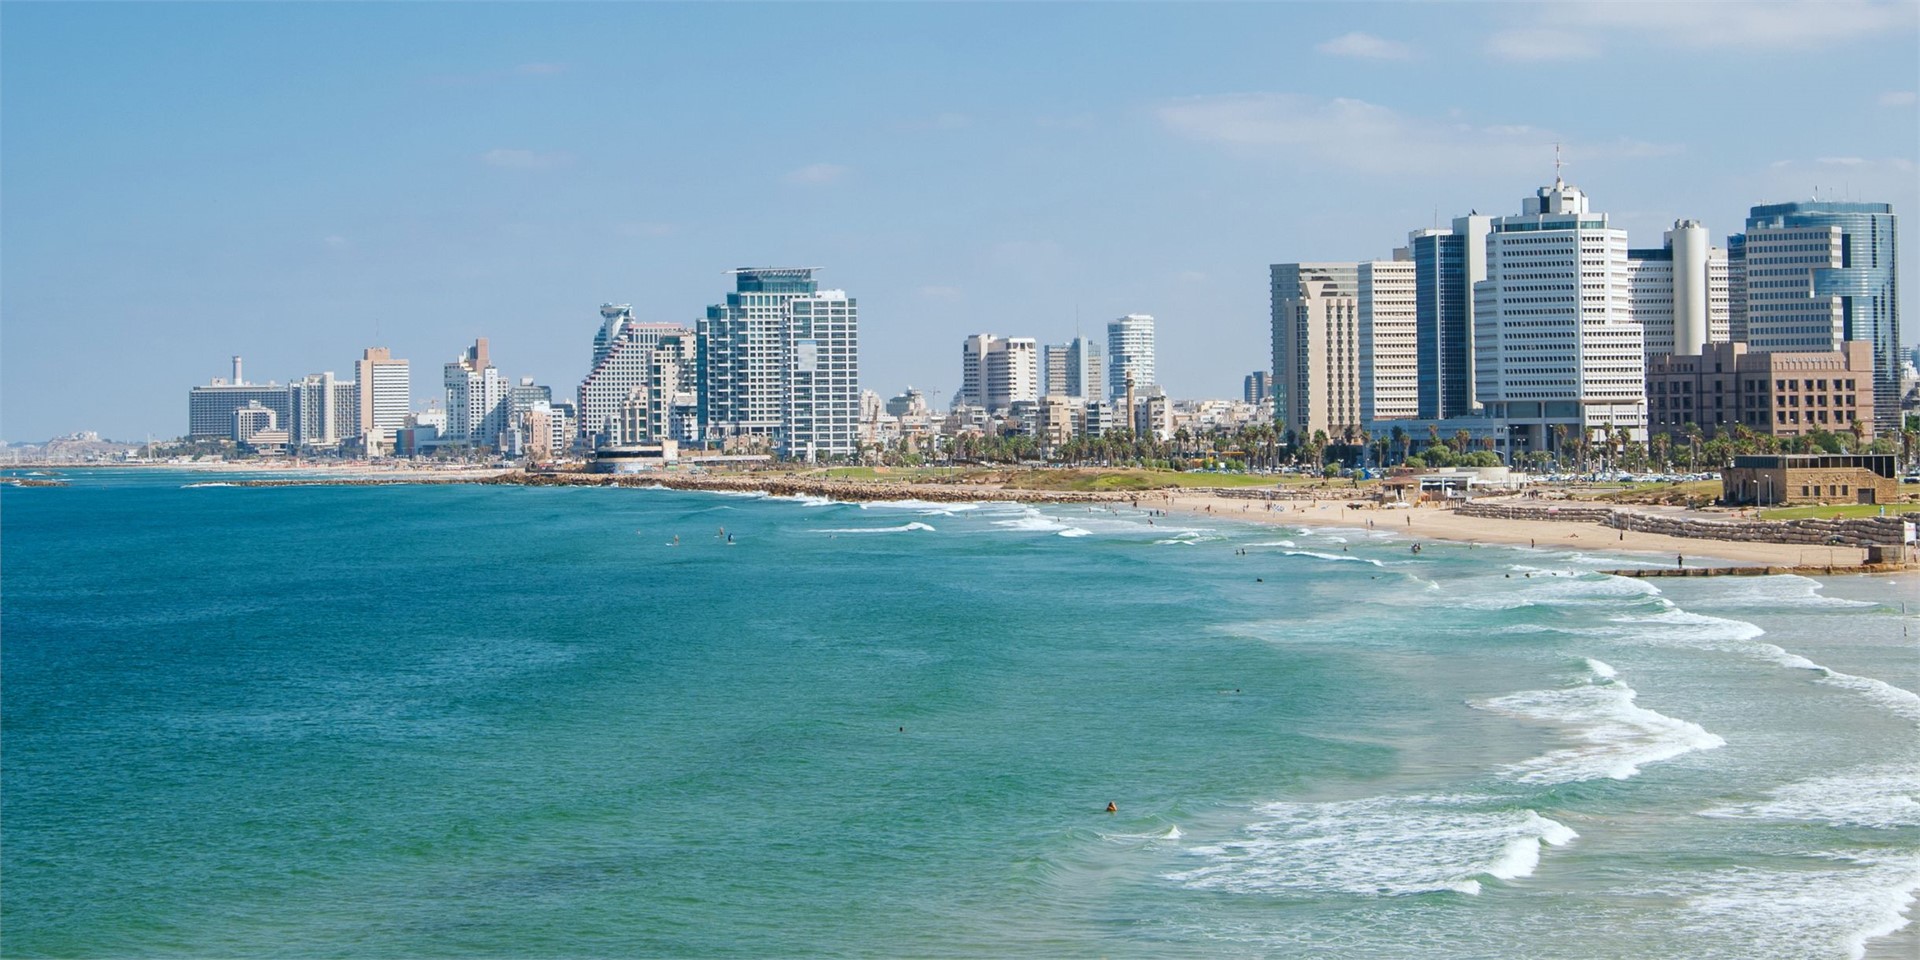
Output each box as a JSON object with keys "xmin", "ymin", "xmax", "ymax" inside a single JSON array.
[
  {"xmin": 1612, "ymin": 610, "xmax": 1920, "ymax": 723},
  {"xmin": 1056, "ymin": 527, "xmax": 1093, "ymax": 538},
  {"xmin": 1281, "ymin": 549, "xmax": 1386, "ymax": 567},
  {"xmin": 1689, "ymin": 573, "xmax": 1879, "ymax": 610},
  {"xmin": 857, "ymin": 499, "xmax": 984, "ymax": 514},
  {"xmin": 1700, "ymin": 762, "xmax": 1920, "ymax": 830},
  {"xmin": 1168, "ymin": 794, "xmax": 1576, "ymax": 897},
  {"xmin": 1475, "ymin": 663, "xmax": 1724, "ymax": 783},
  {"xmin": 181, "ymin": 482, "xmax": 239, "ymax": 488},
  {"xmin": 767, "ymin": 493, "xmax": 840, "ymax": 507},
  {"xmin": 992, "ymin": 510, "xmax": 1077, "ymax": 534},
  {"xmin": 1633, "ymin": 852, "xmax": 1920, "ymax": 960},
  {"xmin": 813, "ymin": 522, "xmax": 936, "ymax": 534}
]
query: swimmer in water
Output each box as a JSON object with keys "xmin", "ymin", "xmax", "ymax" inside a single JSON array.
[{"xmin": 1106, "ymin": 802, "xmax": 1117, "ymax": 814}]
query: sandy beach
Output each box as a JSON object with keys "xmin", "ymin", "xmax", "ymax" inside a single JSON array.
[{"xmin": 1148, "ymin": 490, "xmax": 1888, "ymax": 569}]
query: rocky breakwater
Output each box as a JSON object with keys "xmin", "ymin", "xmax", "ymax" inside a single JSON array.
[
  {"xmin": 484, "ymin": 471, "xmax": 1129, "ymax": 505},
  {"xmin": 1459, "ymin": 497, "xmax": 1918, "ymax": 548}
]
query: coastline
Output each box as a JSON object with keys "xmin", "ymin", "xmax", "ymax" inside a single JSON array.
[{"xmin": 164, "ymin": 467, "xmax": 1919, "ymax": 573}]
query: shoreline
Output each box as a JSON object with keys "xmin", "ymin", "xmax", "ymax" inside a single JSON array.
[{"xmin": 159, "ymin": 467, "xmax": 1918, "ymax": 572}]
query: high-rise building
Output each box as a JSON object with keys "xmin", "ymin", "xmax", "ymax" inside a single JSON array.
[
  {"xmin": 1243, "ymin": 370, "xmax": 1270, "ymax": 404},
  {"xmin": 354, "ymin": 347, "xmax": 410, "ymax": 454},
  {"xmin": 698, "ymin": 268, "xmax": 859, "ymax": 460},
  {"xmin": 1734, "ymin": 201, "xmax": 1899, "ymax": 432},
  {"xmin": 1473, "ymin": 179, "xmax": 1643, "ymax": 456},
  {"xmin": 579, "ymin": 312, "xmax": 692, "ymax": 449},
  {"xmin": 1106, "ymin": 314, "xmax": 1156, "ymax": 402},
  {"xmin": 289, "ymin": 371, "xmax": 357, "ymax": 450},
  {"xmin": 957, "ymin": 334, "xmax": 998, "ymax": 409},
  {"xmin": 1065, "ymin": 336, "xmax": 1104, "ymax": 403},
  {"xmin": 984, "ymin": 337, "xmax": 1038, "ymax": 413},
  {"xmin": 1271, "ymin": 263, "xmax": 1361, "ymax": 439},
  {"xmin": 1042, "ymin": 343, "xmax": 1071, "ymax": 398},
  {"xmin": 1359, "ymin": 257, "xmax": 1418, "ymax": 423},
  {"xmin": 1406, "ymin": 214, "xmax": 1491, "ymax": 419},
  {"xmin": 187, "ymin": 357, "xmax": 290, "ymax": 440},
  {"xmin": 443, "ymin": 338, "xmax": 507, "ymax": 449},
  {"xmin": 1627, "ymin": 220, "xmax": 1729, "ymax": 358}
]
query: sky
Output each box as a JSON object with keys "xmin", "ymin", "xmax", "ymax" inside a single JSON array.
[{"xmin": 3, "ymin": 1, "xmax": 1916, "ymax": 442}]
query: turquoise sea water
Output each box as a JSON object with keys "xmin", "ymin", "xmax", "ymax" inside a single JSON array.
[{"xmin": 4, "ymin": 471, "xmax": 1916, "ymax": 958}]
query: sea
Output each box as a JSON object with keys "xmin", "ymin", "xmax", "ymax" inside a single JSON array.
[{"xmin": 4, "ymin": 469, "xmax": 1916, "ymax": 959}]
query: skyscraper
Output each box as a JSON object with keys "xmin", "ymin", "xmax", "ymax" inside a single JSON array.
[
  {"xmin": 1735, "ymin": 201, "xmax": 1899, "ymax": 432},
  {"xmin": 1474, "ymin": 179, "xmax": 1642, "ymax": 457},
  {"xmin": 1270, "ymin": 263, "xmax": 1360, "ymax": 439},
  {"xmin": 1358, "ymin": 257, "xmax": 1418, "ymax": 424},
  {"xmin": 1106, "ymin": 314, "xmax": 1155, "ymax": 403},
  {"xmin": 354, "ymin": 347, "xmax": 410, "ymax": 454},
  {"xmin": 443, "ymin": 338, "xmax": 507, "ymax": 449},
  {"xmin": 187, "ymin": 357, "xmax": 290, "ymax": 440},
  {"xmin": 579, "ymin": 312, "xmax": 693, "ymax": 449},
  {"xmin": 1626, "ymin": 220, "xmax": 1729, "ymax": 358},
  {"xmin": 1242, "ymin": 370, "xmax": 1270, "ymax": 404},
  {"xmin": 1406, "ymin": 214, "xmax": 1491, "ymax": 419},
  {"xmin": 699, "ymin": 268, "xmax": 859, "ymax": 460},
  {"xmin": 984, "ymin": 337, "xmax": 1038, "ymax": 413},
  {"xmin": 957, "ymin": 334, "xmax": 998, "ymax": 409}
]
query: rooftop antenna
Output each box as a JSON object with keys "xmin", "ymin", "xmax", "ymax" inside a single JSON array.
[{"xmin": 1552, "ymin": 142, "xmax": 1566, "ymax": 186}]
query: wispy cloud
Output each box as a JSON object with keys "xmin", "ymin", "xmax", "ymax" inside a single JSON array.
[
  {"xmin": 1154, "ymin": 93, "xmax": 1676, "ymax": 175},
  {"xmin": 322, "ymin": 235, "xmax": 351, "ymax": 249},
  {"xmin": 918, "ymin": 285, "xmax": 962, "ymax": 301},
  {"xmin": 1484, "ymin": 28, "xmax": 1600, "ymax": 62},
  {"xmin": 782, "ymin": 163, "xmax": 849, "ymax": 185},
  {"xmin": 1486, "ymin": 0, "xmax": 1915, "ymax": 60},
  {"xmin": 1879, "ymin": 90, "xmax": 1918, "ymax": 107},
  {"xmin": 1316, "ymin": 32, "xmax": 1412, "ymax": 61},
  {"xmin": 1176, "ymin": 270, "xmax": 1209, "ymax": 284},
  {"xmin": 482, "ymin": 148, "xmax": 573, "ymax": 170}
]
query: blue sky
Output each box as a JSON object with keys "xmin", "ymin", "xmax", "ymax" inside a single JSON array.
[{"xmin": 4, "ymin": 1, "xmax": 1916, "ymax": 441}]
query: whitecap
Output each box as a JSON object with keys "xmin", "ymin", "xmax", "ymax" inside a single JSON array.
[
  {"xmin": 1584, "ymin": 658, "xmax": 1618, "ymax": 680},
  {"xmin": 181, "ymin": 482, "xmax": 238, "ymax": 488},
  {"xmin": 1281, "ymin": 549, "xmax": 1386, "ymax": 567},
  {"xmin": 1700, "ymin": 762, "xmax": 1920, "ymax": 830},
  {"xmin": 1634, "ymin": 852, "xmax": 1920, "ymax": 960},
  {"xmin": 1474, "ymin": 671, "xmax": 1724, "ymax": 783},
  {"xmin": 1168, "ymin": 794, "xmax": 1575, "ymax": 897},
  {"xmin": 1057, "ymin": 528, "xmax": 1093, "ymax": 538},
  {"xmin": 1690, "ymin": 573, "xmax": 1879, "ymax": 610},
  {"xmin": 813, "ymin": 522, "xmax": 935, "ymax": 534}
]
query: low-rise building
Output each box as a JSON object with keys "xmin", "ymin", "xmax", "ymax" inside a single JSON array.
[
  {"xmin": 1648, "ymin": 341, "xmax": 1875, "ymax": 440},
  {"xmin": 1721, "ymin": 453, "xmax": 1899, "ymax": 505}
]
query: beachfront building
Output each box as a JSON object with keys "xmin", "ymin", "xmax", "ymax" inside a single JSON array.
[
  {"xmin": 1473, "ymin": 178, "xmax": 1645, "ymax": 459},
  {"xmin": 578, "ymin": 309, "xmax": 693, "ymax": 450},
  {"xmin": 1721, "ymin": 453, "xmax": 1899, "ymax": 506},
  {"xmin": 287, "ymin": 372, "xmax": 358, "ymax": 451},
  {"xmin": 1106, "ymin": 314, "xmax": 1156, "ymax": 402},
  {"xmin": 985, "ymin": 337, "xmax": 1038, "ymax": 414},
  {"xmin": 957, "ymin": 334, "xmax": 997, "ymax": 409},
  {"xmin": 443, "ymin": 339, "xmax": 507, "ymax": 450},
  {"xmin": 1407, "ymin": 214, "xmax": 1492, "ymax": 420},
  {"xmin": 1732, "ymin": 201, "xmax": 1900, "ymax": 433},
  {"xmin": 1359, "ymin": 257, "xmax": 1418, "ymax": 424},
  {"xmin": 187, "ymin": 356, "xmax": 291, "ymax": 440},
  {"xmin": 1271, "ymin": 262, "xmax": 1362, "ymax": 441},
  {"xmin": 699, "ymin": 268, "xmax": 859, "ymax": 460},
  {"xmin": 354, "ymin": 347, "xmax": 411, "ymax": 455}
]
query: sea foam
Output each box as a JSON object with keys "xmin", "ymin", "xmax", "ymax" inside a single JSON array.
[
  {"xmin": 1169, "ymin": 794, "xmax": 1575, "ymax": 897},
  {"xmin": 1701, "ymin": 762, "xmax": 1920, "ymax": 830},
  {"xmin": 1475, "ymin": 662, "xmax": 1724, "ymax": 783},
  {"xmin": 1635, "ymin": 853, "xmax": 1920, "ymax": 960}
]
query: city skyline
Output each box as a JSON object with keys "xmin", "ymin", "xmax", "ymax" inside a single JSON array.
[{"xmin": 4, "ymin": 2, "xmax": 1917, "ymax": 441}]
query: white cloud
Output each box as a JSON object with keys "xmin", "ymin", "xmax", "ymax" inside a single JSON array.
[
  {"xmin": 1484, "ymin": 28, "xmax": 1600, "ymax": 62},
  {"xmin": 1879, "ymin": 90, "xmax": 1918, "ymax": 107},
  {"xmin": 1560, "ymin": 0, "xmax": 1916, "ymax": 49},
  {"xmin": 1316, "ymin": 32, "xmax": 1412, "ymax": 61},
  {"xmin": 782, "ymin": 163, "xmax": 849, "ymax": 185},
  {"xmin": 1154, "ymin": 93, "xmax": 1676, "ymax": 175},
  {"xmin": 1486, "ymin": 1, "xmax": 1916, "ymax": 59},
  {"xmin": 322, "ymin": 235, "xmax": 350, "ymax": 249},
  {"xmin": 481, "ymin": 148, "xmax": 572, "ymax": 169},
  {"xmin": 918, "ymin": 285, "xmax": 962, "ymax": 300}
]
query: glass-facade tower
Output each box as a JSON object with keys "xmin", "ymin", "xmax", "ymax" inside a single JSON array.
[
  {"xmin": 1739, "ymin": 201, "xmax": 1899, "ymax": 433},
  {"xmin": 1410, "ymin": 231, "xmax": 1470, "ymax": 419}
]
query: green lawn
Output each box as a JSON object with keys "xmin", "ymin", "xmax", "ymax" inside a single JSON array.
[{"xmin": 1759, "ymin": 503, "xmax": 1918, "ymax": 521}]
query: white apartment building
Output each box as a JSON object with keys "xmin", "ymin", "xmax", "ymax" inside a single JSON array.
[
  {"xmin": 443, "ymin": 339, "xmax": 507, "ymax": 448},
  {"xmin": 1043, "ymin": 336, "xmax": 1104, "ymax": 402},
  {"xmin": 354, "ymin": 347, "xmax": 410, "ymax": 454},
  {"xmin": 579, "ymin": 319, "xmax": 692, "ymax": 449},
  {"xmin": 1271, "ymin": 262, "xmax": 1362, "ymax": 439},
  {"xmin": 289, "ymin": 371, "xmax": 357, "ymax": 450},
  {"xmin": 779, "ymin": 288, "xmax": 859, "ymax": 460},
  {"xmin": 1358, "ymin": 257, "xmax": 1418, "ymax": 423},
  {"xmin": 1106, "ymin": 314, "xmax": 1155, "ymax": 401},
  {"xmin": 985, "ymin": 337, "xmax": 1038, "ymax": 413},
  {"xmin": 1741, "ymin": 223, "xmax": 1848, "ymax": 352},
  {"xmin": 1473, "ymin": 179, "xmax": 1645, "ymax": 456}
]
